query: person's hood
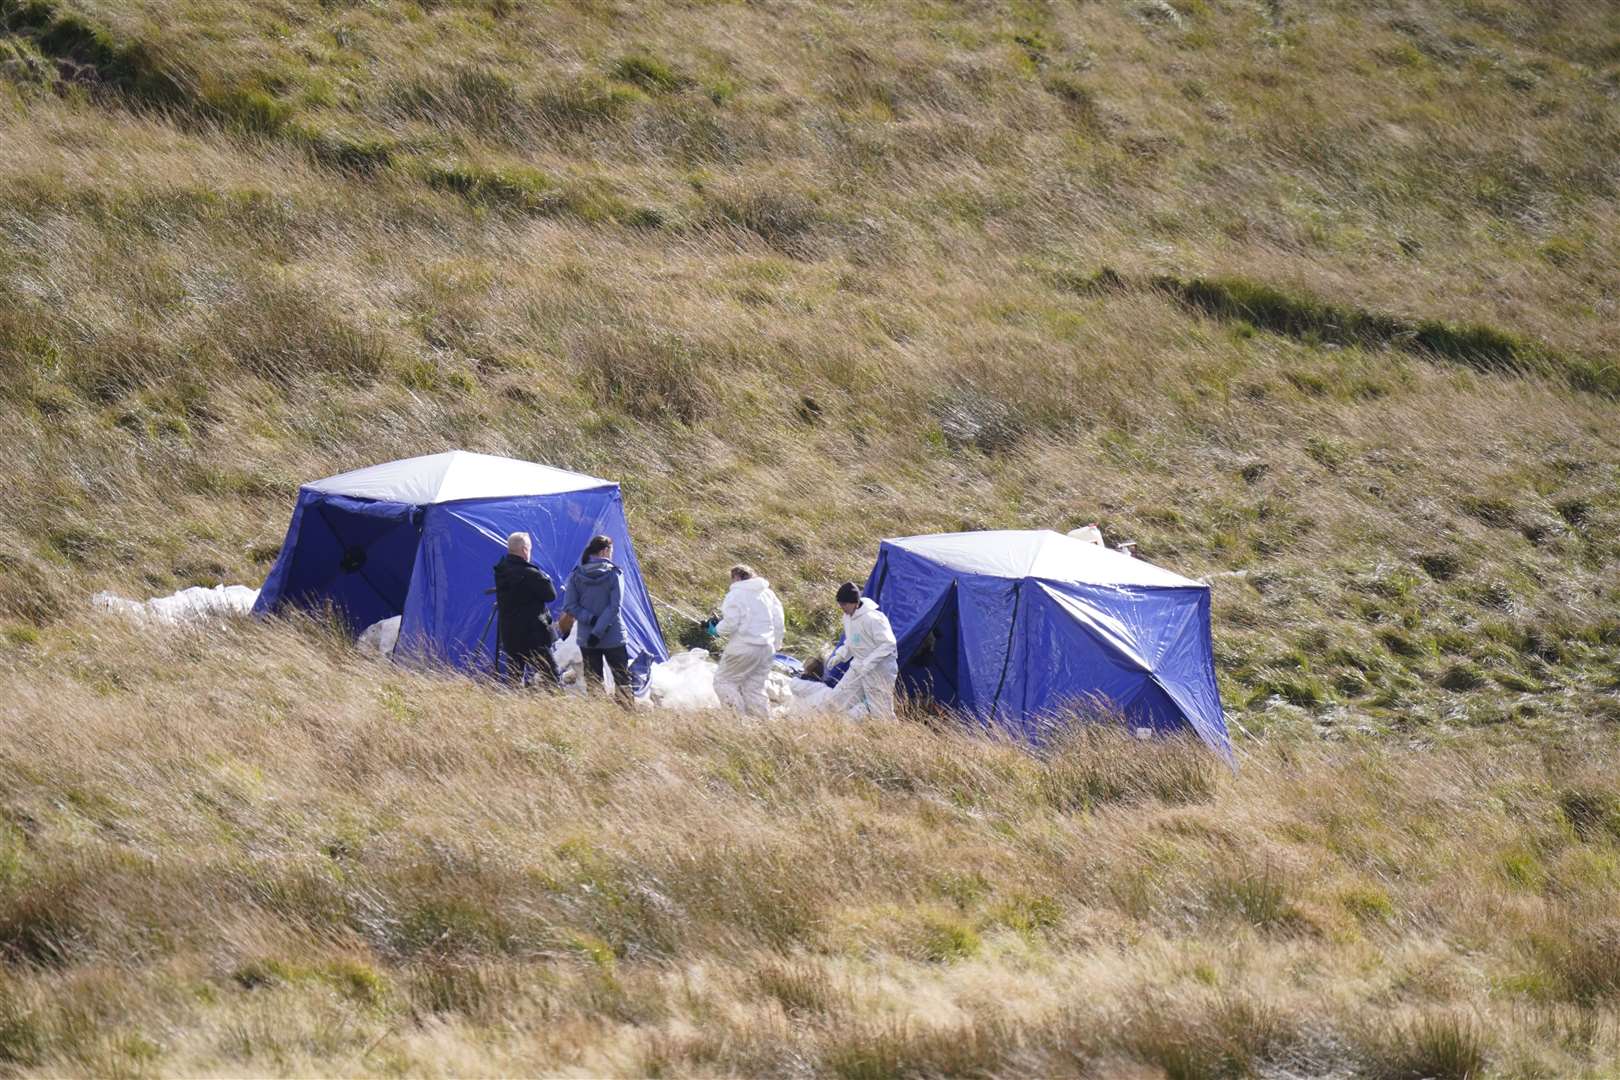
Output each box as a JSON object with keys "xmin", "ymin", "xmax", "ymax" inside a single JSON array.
[
  {"xmin": 851, "ymin": 597, "xmax": 880, "ymax": 617},
  {"xmin": 729, "ymin": 577, "xmax": 772, "ymax": 596},
  {"xmin": 573, "ymin": 559, "xmax": 619, "ymax": 581}
]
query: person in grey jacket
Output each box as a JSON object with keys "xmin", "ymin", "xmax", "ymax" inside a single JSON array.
[{"xmin": 563, "ymin": 534, "xmax": 633, "ymax": 708}]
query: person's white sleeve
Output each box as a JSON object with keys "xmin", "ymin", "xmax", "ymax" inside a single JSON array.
[
  {"xmin": 769, "ymin": 592, "xmax": 786, "ymax": 651},
  {"xmin": 829, "ymin": 639, "xmax": 851, "ymax": 667},
  {"xmin": 715, "ymin": 589, "xmax": 740, "ymax": 639}
]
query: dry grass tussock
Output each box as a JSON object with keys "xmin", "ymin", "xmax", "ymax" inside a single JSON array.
[{"xmin": 0, "ymin": 614, "xmax": 1614, "ymax": 1075}]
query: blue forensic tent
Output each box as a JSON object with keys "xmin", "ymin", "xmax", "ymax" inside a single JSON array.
[
  {"xmin": 861, "ymin": 530, "xmax": 1230, "ymax": 760},
  {"xmin": 253, "ymin": 451, "xmax": 668, "ymax": 670}
]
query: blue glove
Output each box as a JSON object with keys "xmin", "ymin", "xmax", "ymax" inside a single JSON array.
[{"xmin": 702, "ymin": 617, "xmax": 719, "ymax": 638}]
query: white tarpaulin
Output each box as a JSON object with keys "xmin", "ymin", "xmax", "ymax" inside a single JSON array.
[{"xmin": 93, "ymin": 584, "xmax": 259, "ymax": 623}]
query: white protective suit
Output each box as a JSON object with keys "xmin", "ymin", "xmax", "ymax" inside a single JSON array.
[
  {"xmin": 785, "ymin": 674, "xmax": 835, "ymax": 715},
  {"xmin": 825, "ymin": 597, "xmax": 900, "ymax": 720},
  {"xmin": 712, "ymin": 576, "xmax": 786, "ymax": 719}
]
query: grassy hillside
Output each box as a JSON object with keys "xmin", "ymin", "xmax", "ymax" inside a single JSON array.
[
  {"xmin": 0, "ymin": 618, "xmax": 1617, "ymax": 1076},
  {"xmin": 3, "ymin": 615, "xmax": 1620, "ymax": 1075},
  {"xmin": 1, "ymin": 0, "xmax": 1619, "ymax": 1073}
]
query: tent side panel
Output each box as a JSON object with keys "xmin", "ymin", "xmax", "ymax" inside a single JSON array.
[
  {"xmin": 400, "ymin": 489, "xmax": 668, "ymax": 669},
  {"xmin": 1149, "ymin": 588, "xmax": 1232, "ymax": 762},
  {"xmin": 253, "ymin": 491, "xmax": 420, "ymax": 634},
  {"xmin": 252, "ymin": 489, "xmax": 314, "ymax": 614},
  {"xmin": 397, "ymin": 505, "xmax": 481, "ymax": 667},
  {"xmin": 950, "ymin": 573, "xmax": 1023, "ymax": 721},
  {"xmin": 1040, "ymin": 581, "xmax": 1230, "ymax": 760},
  {"xmin": 1016, "ymin": 583, "xmax": 1154, "ymax": 737}
]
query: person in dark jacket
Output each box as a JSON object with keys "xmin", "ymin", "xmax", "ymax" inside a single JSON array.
[
  {"xmin": 493, "ymin": 531, "xmax": 559, "ymax": 689},
  {"xmin": 563, "ymin": 534, "xmax": 633, "ymax": 708}
]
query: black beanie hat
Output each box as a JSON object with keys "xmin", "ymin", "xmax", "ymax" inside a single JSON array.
[{"xmin": 836, "ymin": 582, "xmax": 860, "ymax": 606}]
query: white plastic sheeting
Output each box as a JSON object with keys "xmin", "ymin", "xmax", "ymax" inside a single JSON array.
[
  {"xmin": 358, "ymin": 615, "xmax": 402, "ymax": 657},
  {"xmin": 648, "ymin": 650, "xmax": 800, "ymax": 714},
  {"xmin": 98, "ymin": 586, "xmax": 835, "ymax": 716},
  {"xmin": 307, "ymin": 450, "xmax": 612, "ymax": 505},
  {"xmin": 646, "ymin": 649, "xmax": 722, "ymax": 710},
  {"xmin": 93, "ymin": 584, "xmax": 259, "ymax": 623}
]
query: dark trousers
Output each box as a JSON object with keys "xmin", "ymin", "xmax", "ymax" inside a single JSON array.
[
  {"xmin": 503, "ymin": 633, "xmax": 559, "ymax": 689},
  {"xmin": 582, "ymin": 645, "xmax": 634, "ymax": 708}
]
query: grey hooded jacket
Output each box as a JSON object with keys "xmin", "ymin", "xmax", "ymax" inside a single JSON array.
[{"xmin": 563, "ymin": 558, "xmax": 626, "ymax": 649}]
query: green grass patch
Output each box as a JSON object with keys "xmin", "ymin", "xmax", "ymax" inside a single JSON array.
[
  {"xmin": 916, "ymin": 914, "xmax": 981, "ymax": 962},
  {"xmin": 1558, "ymin": 788, "xmax": 1620, "ymax": 844},
  {"xmin": 1069, "ymin": 267, "xmax": 1617, "ymax": 398},
  {"xmin": 299, "ymin": 128, "xmax": 395, "ymax": 174},
  {"xmin": 609, "ymin": 53, "xmax": 686, "ymax": 95},
  {"xmin": 1340, "ymin": 882, "xmax": 1394, "ymax": 924},
  {"xmin": 0, "ymin": 0, "xmax": 186, "ymax": 106},
  {"xmin": 423, "ymin": 160, "xmax": 562, "ymax": 212},
  {"xmin": 1437, "ymin": 662, "xmax": 1487, "ymax": 692}
]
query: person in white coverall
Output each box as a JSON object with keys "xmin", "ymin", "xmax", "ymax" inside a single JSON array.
[
  {"xmin": 824, "ymin": 581, "xmax": 899, "ymax": 720},
  {"xmin": 710, "ymin": 564, "xmax": 786, "ymax": 719}
]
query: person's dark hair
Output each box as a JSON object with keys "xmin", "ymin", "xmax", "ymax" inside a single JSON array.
[
  {"xmin": 580, "ymin": 534, "xmax": 613, "ymax": 565},
  {"xmin": 836, "ymin": 582, "xmax": 860, "ymax": 606}
]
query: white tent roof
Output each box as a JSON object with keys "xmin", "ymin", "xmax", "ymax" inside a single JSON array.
[
  {"xmin": 306, "ymin": 451, "xmax": 614, "ymax": 505},
  {"xmin": 886, "ymin": 530, "xmax": 1203, "ymax": 589}
]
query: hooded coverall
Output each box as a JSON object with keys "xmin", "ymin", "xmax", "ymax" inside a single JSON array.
[
  {"xmin": 713, "ymin": 576, "xmax": 786, "ymax": 719},
  {"xmin": 825, "ymin": 597, "xmax": 899, "ymax": 720}
]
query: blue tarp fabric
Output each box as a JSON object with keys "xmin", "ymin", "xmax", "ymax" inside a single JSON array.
[
  {"xmin": 863, "ymin": 531, "xmax": 1231, "ymax": 761},
  {"xmin": 254, "ymin": 451, "xmax": 668, "ymax": 671}
]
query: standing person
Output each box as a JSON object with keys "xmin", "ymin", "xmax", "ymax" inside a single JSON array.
[
  {"xmin": 563, "ymin": 534, "xmax": 634, "ymax": 708},
  {"xmin": 709, "ymin": 564, "xmax": 785, "ymax": 720},
  {"xmin": 825, "ymin": 582, "xmax": 899, "ymax": 720},
  {"xmin": 493, "ymin": 531, "xmax": 559, "ymax": 688}
]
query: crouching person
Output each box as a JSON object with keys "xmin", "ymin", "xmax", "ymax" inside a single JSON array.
[
  {"xmin": 710, "ymin": 564, "xmax": 785, "ymax": 720},
  {"xmin": 825, "ymin": 582, "xmax": 899, "ymax": 720},
  {"xmin": 494, "ymin": 531, "xmax": 559, "ymax": 688}
]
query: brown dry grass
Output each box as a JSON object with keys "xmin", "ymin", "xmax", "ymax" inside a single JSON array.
[{"xmin": 0, "ymin": 614, "xmax": 1617, "ymax": 1075}]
